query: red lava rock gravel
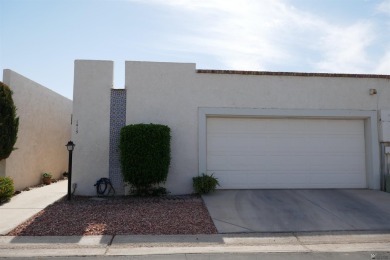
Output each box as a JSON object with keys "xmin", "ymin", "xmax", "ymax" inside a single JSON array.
[{"xmin": 8, "ymin": 196, "xmax": 218, "ymax": 236}]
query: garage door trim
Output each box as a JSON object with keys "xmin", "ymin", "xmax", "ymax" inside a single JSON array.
[{"xmin": 198, "ymin": 108, "xmax": 380, "ymax": 189}]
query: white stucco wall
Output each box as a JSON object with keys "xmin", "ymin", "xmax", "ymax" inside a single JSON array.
[
  {"xmin": 72, "ymin": 60, "xmax": 113, "ymax": 195},
  {"xmin": 2, "ymin": 69, "xmax": 72, "ymax": 191},
  {"xmin": 125, "ymin": 61, "xmax": 389, "ymax": 194}
]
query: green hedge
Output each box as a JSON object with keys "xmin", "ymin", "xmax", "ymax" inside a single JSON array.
[
  {"xmin": 120, "ymin": 124, "xmax": 171, "ymax": 194},
  {"xmin": 0, "ymin": 82, "xmax": 19, "ymax": 161},
  {"xmin": 0, "ymin": 177, "xmax": 14, "ymax": 203}
]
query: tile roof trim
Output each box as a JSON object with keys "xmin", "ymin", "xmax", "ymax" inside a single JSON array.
[{"xmin": 197, "ymin": 69, "xmax": 390, "ymax": 79}]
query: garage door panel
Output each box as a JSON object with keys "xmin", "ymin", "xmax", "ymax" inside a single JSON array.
[
  {"xmin": 208, "ymin": 135, "xmax": 365, "ymax": 154},
  {"xmin": 213, "ymin": 171, "xmax": 366, "ymax": 189},
  {"xmin": 208, "ymin": 155, "xmax": 365, "ymax": 172},
  {"xmin": 208, "ymin": 117, "xmax": 364, "ymax": 134},
  {"xmin": 207, "ymin": 117, "xmax": 366, "ymax": 189},
  {"xmin": 208, "ymin": 139, "xmax": 364, "ymax": 155}
]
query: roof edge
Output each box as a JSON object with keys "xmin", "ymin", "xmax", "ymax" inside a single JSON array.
[{"xmin": 196, "ymin": 69, "xmax": 390, "ymax": 79}]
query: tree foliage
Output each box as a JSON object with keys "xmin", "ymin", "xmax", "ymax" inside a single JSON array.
[{"xmin": 0, "ymin": 82, "xmax": 19, "ymax": 161}]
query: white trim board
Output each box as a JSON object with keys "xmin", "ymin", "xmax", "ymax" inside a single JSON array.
[{"xmin": 198, "ymin": 108, "xmax": 380, "ymax": 190}]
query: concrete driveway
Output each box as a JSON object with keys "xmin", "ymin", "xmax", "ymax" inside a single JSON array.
[{"xmin": 202, "ymin": 189, "xmax": 390, "ymax": 233}]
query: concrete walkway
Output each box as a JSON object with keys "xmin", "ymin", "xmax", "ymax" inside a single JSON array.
[{"xmin": 0, "ymin": 180, "xmax": 67, "ymax": 235}]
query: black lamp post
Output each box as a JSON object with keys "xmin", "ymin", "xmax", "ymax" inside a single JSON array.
[{"xmin": 66, "ymin": 141, "xmax": 75, "ymax": 201}]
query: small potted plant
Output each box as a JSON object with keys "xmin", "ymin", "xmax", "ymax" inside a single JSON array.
[
  {"xmin": 42, "ymin": 172, "xmax": 52, "ymax": 185},
  {"xmin": 192, "ymin": 173, "xmax": 220, "ymax": 195}
]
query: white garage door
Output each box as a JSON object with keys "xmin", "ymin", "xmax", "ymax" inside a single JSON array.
[{"xmin": 207, "ymin": 117, "xmax": 366, "ymax": 189}]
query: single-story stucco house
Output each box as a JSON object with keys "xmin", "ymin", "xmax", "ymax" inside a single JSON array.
[{"xmin": 72, "ymin": 60, "xmax": 390, "ymax": 196}]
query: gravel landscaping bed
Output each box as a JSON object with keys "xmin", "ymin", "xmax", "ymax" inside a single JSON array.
[{"xmin": 7, "ymin": 196, "xmax": 218, "ymax": 236}]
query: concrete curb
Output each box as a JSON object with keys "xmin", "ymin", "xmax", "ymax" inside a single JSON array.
[
  {"xmin": 0, "ymin": 235, "xmax": 111, "ymax": 257},
  {"xmin": 1, "ymin": 232, "xmax": 390, "ymax": 257}
]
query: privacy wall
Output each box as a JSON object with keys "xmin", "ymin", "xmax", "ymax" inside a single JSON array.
[
  {"xmin": 1, "ymin": 70, "xmax": 72, "ymax": 190},
  {"xmin": 72, "ymin": 60, "xmax": 390, "ymax": 195}
]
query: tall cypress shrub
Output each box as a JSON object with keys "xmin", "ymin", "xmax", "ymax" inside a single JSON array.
[
  {"xmin": 0, "ymin": 82, "xmax": 19, "ymax": 160},
  {"xmin": 120, "ymin": 124, "xmax": 171, "ymax": 194}
]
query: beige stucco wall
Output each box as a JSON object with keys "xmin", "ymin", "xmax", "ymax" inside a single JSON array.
[
  {"xmin": 125, "ymin": 61, "xmax": 390, "ymax": 194},
  {"xmin": 71, "ymin": 60, "xmax": 112, "ymax": 196},
  {"xmin": 2, "ymin": 69, "xmax": 72, "ymax": 191},
  {"xmin": 71, "ymin": 60, "xmax": 389, "ymax": 195}
]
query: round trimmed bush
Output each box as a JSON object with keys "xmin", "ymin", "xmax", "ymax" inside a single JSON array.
[{"xmin": 120, "ymin": 123, "xmax": 171, "ymax": 194}]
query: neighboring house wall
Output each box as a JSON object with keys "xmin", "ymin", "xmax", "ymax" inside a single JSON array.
[
  {"xmin": 2, "ymin": 69, "xmax": 72, "ymax": 191},
  {"xmin": 72, "ymin": 60, "xmax": 390, "ymax": 195}
]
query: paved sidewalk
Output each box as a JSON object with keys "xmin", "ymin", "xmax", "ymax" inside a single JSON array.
[
  {"xmin": 0, "ymin": 180, "xmax": 67, "ymax": 235},
  {"xmin": 0, "ymin": 231, "xmax": 390, "ymax": 257}
]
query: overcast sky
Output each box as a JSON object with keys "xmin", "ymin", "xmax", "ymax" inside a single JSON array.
[{"xmin": 1, "ymin": 0, "xmax": 389, "ymax": 100}]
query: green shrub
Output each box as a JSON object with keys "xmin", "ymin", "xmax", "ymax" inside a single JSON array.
[
  {"xmin": 0, "ymin": 177, "xmax": 15, "ymax": 203},
  {"xmin": 193, "ymin": 173, "xmax": 220, "ymax": 195},
  {"xmin": 129, "ymin": 186, "xmax": 169, "ymax": 197},
  {"xmin": 0, "ymin": 81, "xmax": 19, "ymax": 161},
  {"xmin": 120, "ymin": 123, "xmax": 171, "ymax": 195}
]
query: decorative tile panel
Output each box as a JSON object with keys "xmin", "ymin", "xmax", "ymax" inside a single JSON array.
[{"xmin": 109, "ymin": 89, "xmax": 127, "ymax": 195}]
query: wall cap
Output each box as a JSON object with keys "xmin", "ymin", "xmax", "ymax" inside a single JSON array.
[{"xmin": 197, "ymin": 69, "xmax": 390, "ymax": 79}]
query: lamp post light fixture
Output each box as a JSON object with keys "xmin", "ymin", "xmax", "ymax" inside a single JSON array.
[{"xmin": 66, "ymin": 141, "xmax": 75, "ymax": 201}]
